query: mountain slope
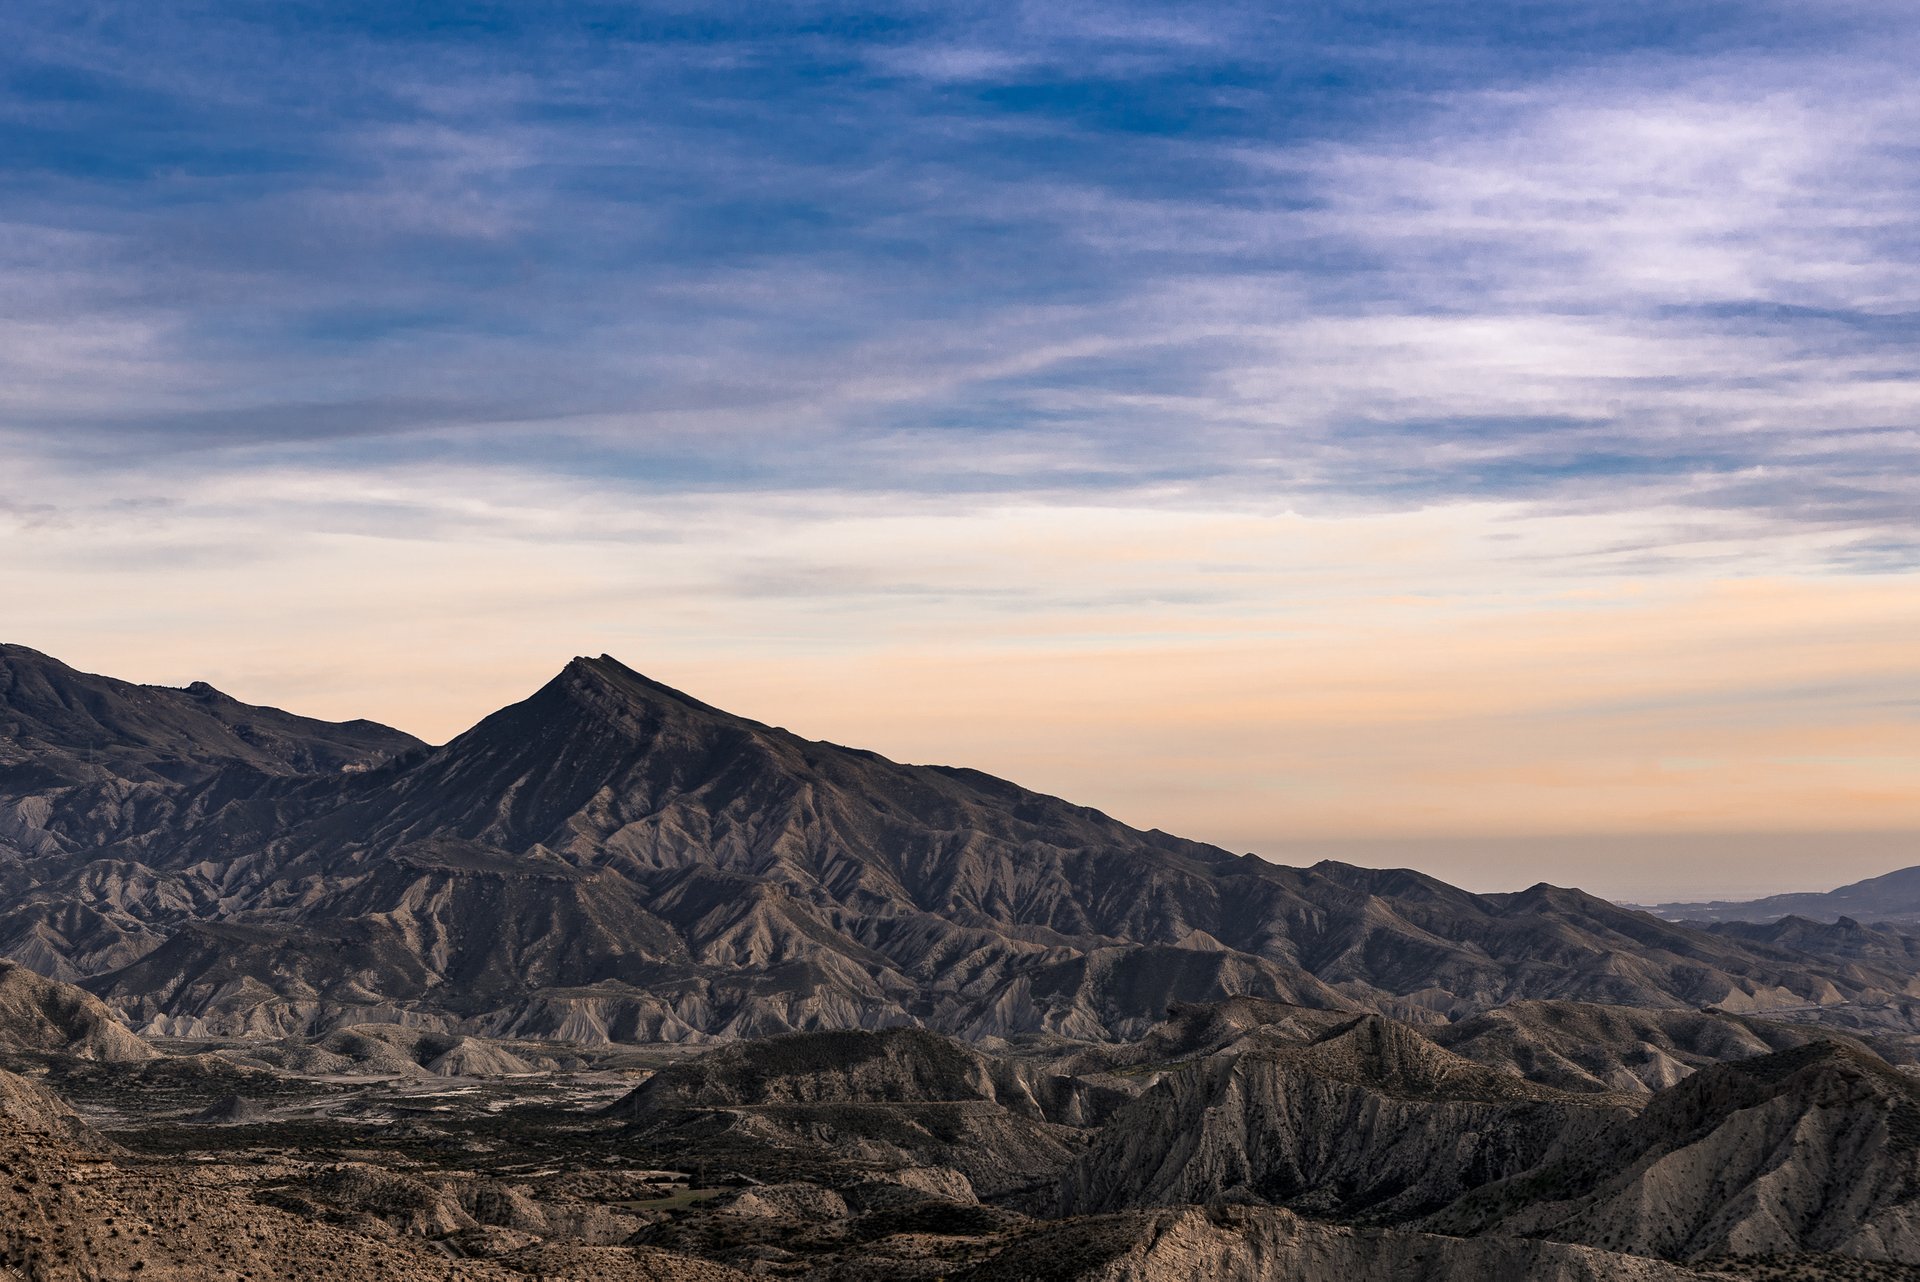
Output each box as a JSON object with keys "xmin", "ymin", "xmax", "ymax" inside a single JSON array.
[
  {"xmin": 5, "ymin": 647, "xmax": 1920, "ymax": 1043},
  {"xmin": 1430, "ymin": 1001, "xmax": 1841, "ymax": 1095},
  {"xmin": 0, "ymin": 642, "xmax": 424, "ymax": 787},
  {"xmin": 1054, "ymin": 1001, "xmax": 1920, "ymax": 1266}
]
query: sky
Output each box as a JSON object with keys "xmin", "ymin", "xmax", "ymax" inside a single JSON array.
[{"xmin": 2, "ymin": 1, "xmax": 1917, "ymax": 901}]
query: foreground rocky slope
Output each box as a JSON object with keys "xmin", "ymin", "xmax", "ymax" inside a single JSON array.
[
  {"xmin": 5, "ymin": 644, "xmax": 1918, "ymax": 1046},
  {"xmin": 0, "ymin": 1075, "xmax": 748, "ymax": 1281}
]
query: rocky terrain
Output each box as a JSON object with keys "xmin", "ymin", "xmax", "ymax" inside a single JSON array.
[
  {"xmin": 0, "ymin": 958, "xmax": 155, "ymax": 1063},
  {"xmin": 3, "ymin": 929, "xmax": 1920, "ymax": 1277},
  {"xmin": 9, "ymin": 641, "xmax": 1920, "ymax": 1279},
  {"xmin": 9, "ymin": 969, "xmax": 1920, "ymax": 1279},
  {"xmin": 5, "ymin": 643, "xmax": 1919, "ymax": 1049}
]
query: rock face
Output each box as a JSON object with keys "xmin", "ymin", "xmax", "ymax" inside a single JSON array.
[
  {"xmin": 6, "ymin": 644, "xmax": 1920, "ymax": 1046},
  {"xmin": 0, "ymin": 958, "xmax": 155, "ymax": 1062}
]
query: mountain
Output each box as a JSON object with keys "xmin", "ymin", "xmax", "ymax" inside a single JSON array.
[
  {"xmin": 0, "ymin": 642, "xmax": 424, "ymax": 787},
  {"xmin": 1644, "ymin": 863, "xmax": 1920, "ymax": 925},
  {"xmin": 6, "ymin": 645, "xmax": 1920, "ymax": 1046}
]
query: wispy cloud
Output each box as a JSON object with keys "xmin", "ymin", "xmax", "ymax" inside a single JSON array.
[{"xmin": 3, "ymin": 3, "xmax": 1915, "ymax": 538}]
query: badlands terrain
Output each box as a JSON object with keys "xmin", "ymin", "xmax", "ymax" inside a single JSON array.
[{"xmin": 5, "ymin": 643, "xmax": 1920, "ymax": 1279}]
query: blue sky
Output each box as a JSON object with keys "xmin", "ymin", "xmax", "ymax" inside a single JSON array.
[
  {"xmin": 6, "ymin": 0, "xmax": 1915, "ymax": 518},
  {"xmin": 3, "ymin": 1, "xmax": 1918, "ymax": 896}
]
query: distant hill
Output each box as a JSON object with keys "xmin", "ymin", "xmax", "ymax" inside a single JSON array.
[{"xmin": 1639, "ymin": 862, "xmax": 1920, "ymax": 924}]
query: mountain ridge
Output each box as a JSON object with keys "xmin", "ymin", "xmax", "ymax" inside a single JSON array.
[{"xmin": 6, "ymin": 643, "xmax": 1920, "ymax": 1046}]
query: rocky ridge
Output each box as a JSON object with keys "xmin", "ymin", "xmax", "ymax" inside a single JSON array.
[{"xmin": 5, "ymin": 645, "xmax": 1919, "ymax": 1047}]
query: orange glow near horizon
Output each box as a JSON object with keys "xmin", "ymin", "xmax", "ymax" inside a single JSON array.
[{"xmin": 7, "ymin": 478, "xmax": 1916, "ymax": 900}]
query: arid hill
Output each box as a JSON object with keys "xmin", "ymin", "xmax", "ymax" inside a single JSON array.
[{"xmin": 0, "ymin": 958, "xmax": 154, "ymax": 1063}]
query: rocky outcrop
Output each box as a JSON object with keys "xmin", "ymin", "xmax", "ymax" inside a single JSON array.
[
  {"xmin": 609, "ymin": 1027, "xmax": 1116, "ymax": 1125},
  {"xmin": 236, "ymin": 1022, "xmax": 557, "ymax": 1077},
  {"xmin": 0, "ymin": 957, "xmax": 155, "ymax": 1062},
  {"xmin": 611, "ymin": 1029, "xmax": 1092, "ymax": 1198}
]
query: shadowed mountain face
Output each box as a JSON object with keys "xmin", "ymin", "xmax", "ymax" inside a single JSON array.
[
  {"xmin": 6, "ymin": 645, "xmax": 1920, "ymax": 1043},
  {"xmin": 0, "ymin": 643, "xmax": 424, "ymax": 787}
]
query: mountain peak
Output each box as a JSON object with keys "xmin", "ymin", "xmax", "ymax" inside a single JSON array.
[{"xmin": 554, "ymin": 653, "xmax": 735, "ymax": 723}]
